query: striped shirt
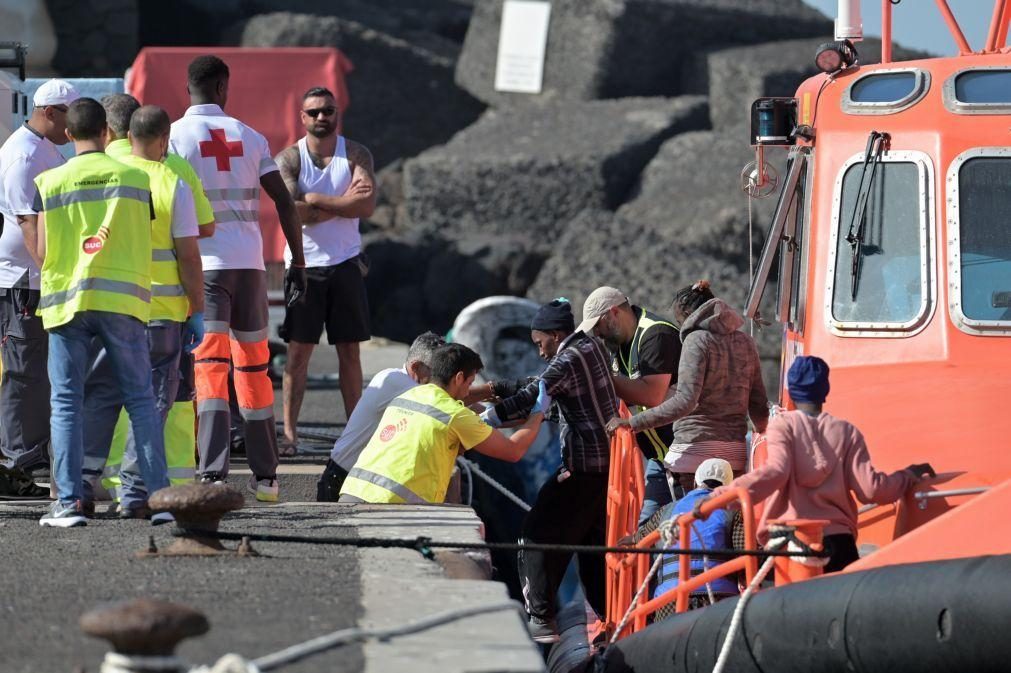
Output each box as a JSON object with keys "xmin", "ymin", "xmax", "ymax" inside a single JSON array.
[
  {"xmin": 494, "ymin": 332, "xmax": 618, "ymax": 473},
  {"xmin": 664, "ymin": 440, "xmax": 748, "ymax": 473},
  {"xmin": 169, "ymin": 104, "xmax": 277, "ymax": 271}
]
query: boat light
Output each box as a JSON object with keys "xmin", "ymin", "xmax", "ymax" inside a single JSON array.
[{"xmin": 815, "ymin": 41, "xmax": 857, "ymax": 74}]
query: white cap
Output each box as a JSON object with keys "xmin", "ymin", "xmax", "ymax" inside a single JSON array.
[
  {"xmin": 695, "ymin": 458, "xmax": 733, "ymax": 488},
  {"xmin": 33, "ymin": 79, "xmax": 80, "ymax": 107},
  {"xmin": 576, "ymin": 286, "xmax": 628, "ymax": 335}
]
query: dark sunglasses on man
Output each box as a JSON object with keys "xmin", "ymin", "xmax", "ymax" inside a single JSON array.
[{"xmin": 303, "ymin": 106, "xmax": 337, "ymax": 118}]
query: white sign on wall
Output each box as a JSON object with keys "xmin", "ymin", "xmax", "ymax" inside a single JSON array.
[{"xmin": 494, "ymin": 0, "xmax": 552, "ymax": 94}]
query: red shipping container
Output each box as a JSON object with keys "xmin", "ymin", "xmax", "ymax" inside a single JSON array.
[{"xmin": 126, "ymin": 47, "xmax": 353, "ymax": 264}]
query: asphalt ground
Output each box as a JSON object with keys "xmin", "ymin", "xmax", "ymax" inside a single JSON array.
[
  {"xmin": 0, "ymin": 333, "xmax": 408, "ymax": 673},
  {"xmin": 0, "ymin": 502, "xmax": 364, "ymax": 673}
]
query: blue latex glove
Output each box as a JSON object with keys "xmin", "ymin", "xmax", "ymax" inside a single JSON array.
[
  {"xmin": 532, "ymin": 380, "xmax": 552, "ymax": 415},
  {"xmin": 480, "ymin": 407, "xmax": 503, "ymax": 428},
  {"xmin": 182, "ymin": 311, "xmax": 205, "ymax": 354}
]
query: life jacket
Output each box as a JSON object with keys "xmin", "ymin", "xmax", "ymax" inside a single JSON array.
[{"xmin": 654, "ymin": 487, "xmax": 739, "ymax": 599}]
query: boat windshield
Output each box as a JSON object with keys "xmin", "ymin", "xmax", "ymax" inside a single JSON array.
[
  {"xmin": 832, "ymin": 159, "xmax": 925, "ymax": 325},
  {"xmin": 956, "ymin": 157, "xmax": 1011, "ymax": 322}
]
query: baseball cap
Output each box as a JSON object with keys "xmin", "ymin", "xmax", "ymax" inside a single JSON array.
[
  {"xmin": 576, "ymin": 286, "xmax": 627, "ymax": 335},
  {"xmin": 33, "ymin": 79, "xmax": 80, "ymax": 107},
  {"xmin": 695, "ymin": 458, "xmax": 734, "ymax": 488}
]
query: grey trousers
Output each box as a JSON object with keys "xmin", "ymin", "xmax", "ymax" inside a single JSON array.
[
  {"xmin": 194, "ymin": 269, "xmax": 278, "ymax": 479},
  {"xmin": 0, "ymin": 286, "xmax": 50, "ymax": 470},
  {"xmin": 81, "ymin": 322, "xmax": 181, "ymax": 507}
]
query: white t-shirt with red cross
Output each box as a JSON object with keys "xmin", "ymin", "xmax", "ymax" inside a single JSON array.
[{"xmin": 169, "ymin": 104, "xmax": 277, "ymax": 271}]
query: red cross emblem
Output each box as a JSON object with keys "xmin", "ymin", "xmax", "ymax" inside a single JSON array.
[{"xmin": 199, "ymin": 128, "xmax": 244, "ymax": 171}]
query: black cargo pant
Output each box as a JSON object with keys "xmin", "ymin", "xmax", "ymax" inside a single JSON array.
[
  {"xmin": 316, "ymin": 459, "xmax": 349, "ymax": 502},
  {"xmin": 519, "ymin": 470, "xmax": 608, "ymax": 621},
  {"xmin": 0, "ymin": 286, "xmax": 50, "ymax": 470}
]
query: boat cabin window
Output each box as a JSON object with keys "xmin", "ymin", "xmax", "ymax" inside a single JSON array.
[
  {"xmin": 947, "ymin": 150, "xmax": 1011, "ymax": 334},
  {"xmin": 842, "ymin": 69, "xmax": 930, "ymax": 115},
  {"xmin": 943, "ymin": 69, "xmax": 1011, "ymax": 114},
  {"xmin": 828, "ymin": 153, "xmax": 932, "ymax": 334}
]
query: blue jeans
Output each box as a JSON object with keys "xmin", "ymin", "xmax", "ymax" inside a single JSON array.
[
  {"xmin": 639, "ymin": 458, "xmax": 674, "ymax": 526},
  {"xmin": 48, "ymin": 311, "xmax": 169, "ymax": 506},
  {"xmin": 82, "ymin": 322, "xmax": 181, "ymax": 508}
]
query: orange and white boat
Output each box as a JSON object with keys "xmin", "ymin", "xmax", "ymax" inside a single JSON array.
[{"xmin": 583, "ymin": 2, "xmax": 1011, "ymax": 671}]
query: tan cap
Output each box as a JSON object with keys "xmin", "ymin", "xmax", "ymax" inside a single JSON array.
[{"xmin": 576, "ymin": 286, "xmax": 627, "ymax": 335}]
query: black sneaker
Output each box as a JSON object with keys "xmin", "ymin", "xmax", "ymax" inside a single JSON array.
[
  {"xmin": 39, "ymin": 500, "xmax": 87, "ymax": 528},
  {"xmin": 527, "ymin": 615, "xmax": 559, "ymax": 644},
  {"xmin": 119, "ymin": 504, "xmax": 152, "ymax": 520},
  {"xmin": 199, "ymin": 472, "xmax": 225, "ymax": 485},
  {"xmin": 0, "ymin": 466, "xmax": 50, "ymax": 500}
]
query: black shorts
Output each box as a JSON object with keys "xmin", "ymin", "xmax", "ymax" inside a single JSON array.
[{"xmin": 280, "ymin": 258, "xmax": 371, "ymax": 345}]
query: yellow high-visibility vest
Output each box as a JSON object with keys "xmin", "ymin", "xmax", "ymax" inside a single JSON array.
[
  {"xmin": 617, "ymin": 309, "xmax": 677, "ymax": 461},
  {"xmin": 107, "ymin": 139, "xmax": 214, "ymax": 226},
  {"xmin": 115, "ymin": 154, "xmax": 189, "ymax": 322},
  {"xmin": 340, "ymin": 384, "xmax": 492, "ymax": 504},
  {"xmin": 34, "ymin": 152, "xmax": 152, "ymax": 329}
]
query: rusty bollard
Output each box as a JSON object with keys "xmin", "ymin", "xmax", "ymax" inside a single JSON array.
[
  {"xmin": 145, "ymin": 483, "xmax": 244, "ymax": 556},
  {"xmin": 80, "ymin": 598, "xmax": 209, "ymax": 673}
]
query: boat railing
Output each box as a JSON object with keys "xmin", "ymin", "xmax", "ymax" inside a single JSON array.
[
  {"xmin": 611, "ymin": 487, "xmax": 760, "ymax": 635},
  {"xmin": 604, "ymin": 404, "xmax": 760, "ymax": 638},
  {"xmin": 603, "ymin": 402, "xmax": 647, "ymax": 636}
]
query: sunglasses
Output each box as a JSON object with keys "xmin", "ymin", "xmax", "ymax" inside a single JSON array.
[{"xmin": 303, "ymin": 106, "xmax": 337, "ymax": 118}]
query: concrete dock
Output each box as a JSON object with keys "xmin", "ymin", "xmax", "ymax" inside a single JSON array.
[{"xmin": 0, "ymin": 337, "xmax": 544, "ymax": 672}]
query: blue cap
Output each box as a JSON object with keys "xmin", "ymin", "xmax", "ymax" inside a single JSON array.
[{"xmin": 787, "ymin": 356, "xmax": 830, "ymax": 404}]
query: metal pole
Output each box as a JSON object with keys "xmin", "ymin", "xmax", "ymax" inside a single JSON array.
[
  {"xmin": 935, "ymin": 0, "xmax": 974, "ymax": 54},
  {"xmin": 985, "ymin": 0, "xmax": 1008, "ymax": 52},
  {"xmin": 881, "ymin": 0, "xmax": 893, "ymax": 63}
]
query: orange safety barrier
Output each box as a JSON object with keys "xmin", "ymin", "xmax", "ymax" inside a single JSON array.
[
  {"xmin": 604, "ymin": 413, "xmax": 767, "ymax": 639},
  {"xmin": 603, "ymin": 403, "xmax": 645, "ymax": 636},
  {"xmin": 612, "ymin": 487, "xmax": 759, "ymax": 637}
]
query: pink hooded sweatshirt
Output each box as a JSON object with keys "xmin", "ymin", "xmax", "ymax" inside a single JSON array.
[{"xmin": 717, "ymin": 410, "xmax": 915, "ymax": 544}]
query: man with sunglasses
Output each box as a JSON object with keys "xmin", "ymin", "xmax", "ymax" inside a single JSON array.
[
  {"xmin": 169, "ymin": 55, "xmax": 307, "ymax": 502},
  {"xmin": 0, "ymin": 79, "xmax": 79, "ymax": 498},
  {"xmin": 275, "ymin": 87, "xmax": 377, "ymax": 454}
]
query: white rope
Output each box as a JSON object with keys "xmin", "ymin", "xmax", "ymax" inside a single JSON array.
[
  {"xmin": 688, "ymin": 521, "xmax": 716, "ymax": 606},
  {"xmin": 711, "ymin": 537, "xmax": 786, "ymax": 673},
  {"xmin": 99, "ymin": 652, "xmax": 187, "ymax": 673},
  {"xmin": 608, "ymin": 518, "xmax": 677, "ymax": 645},
  {"xmin": 456, "ymin": 456, "xmax": 531, "ymax": 513}
]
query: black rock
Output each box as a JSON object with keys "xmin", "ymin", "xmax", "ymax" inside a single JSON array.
[
  {"xmin": 456, "ymin": 0, "xmax": 831, "ymax": 108},
  {"xmin": 403, "ymin": 96, "xmax": 709, "ymax": 243},
  {"xmin": 363, "ymin": 232, "xmax": 547, "ymax": 342},
  {"xmin": 232, "ymin": 11, "xmax": 486, "ymax": 168}
]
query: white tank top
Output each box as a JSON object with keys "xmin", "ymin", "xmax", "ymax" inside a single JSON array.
[{"xmin": 284, "ymin": 135, "xmax": 360, "ymax": 267}]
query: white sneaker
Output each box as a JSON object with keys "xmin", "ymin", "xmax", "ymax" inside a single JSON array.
[
  {"xmin": 151, "ymin": 511, "xmax": 174, "ymax": 526},
  {"xmin": 248, "ymin": 476, "xmax": 279, "ymax": 503},
  {"xmin": 39, "ymin": 500, "xmax": 87, "ymax": 528}
]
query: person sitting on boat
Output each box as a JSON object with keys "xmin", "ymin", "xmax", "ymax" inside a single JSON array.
[
  {"xmin": 338, "ymin": 343, "xmax": 549, "ymax": 505},
  {"xmin": 712, "ymin": 356, "xmax": 936, "ymax": 572},
  {"xmin": 626, "ymin": 457, "xmax": 741, "ymax": 619},
  {"xmin": 606, "ymin": 280, "xmax": 769, "ymax": 495}
]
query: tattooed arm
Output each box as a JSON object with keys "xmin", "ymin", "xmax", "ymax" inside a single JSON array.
[
  {"xmin": 275, "ymin": 145, "xmax": 330, "ymax": 225},
  {"xmin": 302, "ymin": 139, "xmax": 378, "ymax": 219}
]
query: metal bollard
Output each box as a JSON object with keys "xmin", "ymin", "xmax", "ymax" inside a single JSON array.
[
  {"xmin": 80, "ymin": 598, "xmax": 209, "ymax": 673},
  {"xmin": 143, "ymin": 483, "xmax": 245, "ymax": 557}
]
